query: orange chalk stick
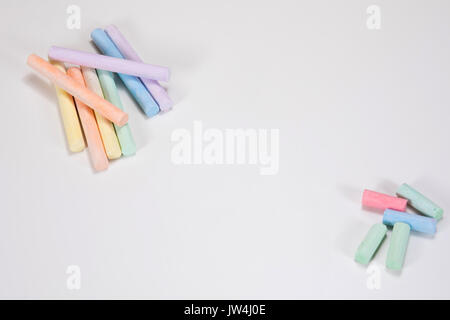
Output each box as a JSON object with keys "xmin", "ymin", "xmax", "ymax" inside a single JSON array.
[
  {"xmin": 67, "ymin": 67, "xmax": 108, "ymax": 172},
  {"xmin": 27, "ymin": 54, "xmax": 128, "ymax": 127}
]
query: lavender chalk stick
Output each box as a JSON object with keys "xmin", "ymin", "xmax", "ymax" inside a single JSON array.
[
  {"xmin": 48, "ymin": 46, "xmax": 170, "ymax": 82},
  {"xmin": 90, "ymin": 29, "xmax": 160, "ymax": 117},
  {"xmin": 105, "ymin": 25, "xmax": 173, "ymax": 112},
  {"xmin": 383, "ymin": 209, "xmax": 437, "ymax": 235}
]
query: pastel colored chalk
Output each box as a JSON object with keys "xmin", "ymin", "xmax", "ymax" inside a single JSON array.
[
  {"xmin": 354, "ymin": 223, "xmax": 387, "ymax": 265},
  {"xmin": 383, "ymin": 209, "xmax": 437, "ymax": 235},
  {"xmin": 362, "ymin": 189, "xmax": 407, "ymax": 212},
  {"xmin": 67, "ymin": 68, "xmax": 108, "ymax": 172},
  {"xmin": 81, "ymin": 67, "xmax": 122, "ymax": 160},
  {"xmin": 105, "ymin": 25, "xmax": 173, "ymax": 111},
  {"xmin": 97, "ymin": 69, "xmax": 136, "ymax": 156},
  {"xmin": 27, "ymin": 54, "xmax": 128, "ymax": 127},
  {"xmin": 396, "ymin": 183, "xmax": 443, "ymax": 220},
  {"xmin": 50, "ymin": 60, "xmax": 85, "ymax": 152},
  {"xmin": 386, "ymin": 222, "xmax": 410, "ymax": 270},
  {"xmin": 90, "ymin": 29, "xmax": 160, "ymax": 117},
  {"xmin": 48, "ymin": 46, "xmax": 169, "ymax": 82}
]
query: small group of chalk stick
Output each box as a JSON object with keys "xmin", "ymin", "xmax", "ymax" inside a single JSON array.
[
  {"xmin": 27, "ymin": 25, "xmax": 172, "ymax": 171},
  {"xmin": 355, "ymin": 183, "xmax": 444, "ymax": 271}
]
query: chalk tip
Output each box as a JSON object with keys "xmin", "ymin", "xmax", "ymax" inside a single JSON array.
[
  {"xmin": 386, "ymin": 262, "xmax": 402, "ymax": 271},
  {"xmin": 116, "ymin": 113, "xmax": 129, "ymax": 127},
  {"xmin": 107, "ymin": 152, "xmax": 122, "ymax": 160},
  {"xmin": 26, "ymin": 53, "xmax": 40, "ymax": 66},
  {"xmin": 104, "ymin": 24, "xmax": 118, "ymax": 33},
  {"xmin": 158, "ymin": 95, "xmax": 174, "ymax": 112},
  {"xmin": 143, "ymin": 105, "xmax": 160, "ymax": 118},
  {"xmin": 69, "ymin": 142, "xmax": 86, "ymax": 153},
  {"xmin": 121, "ymin": 149, "xmax": 136, "ymax": 157},
  {"xmin": 354, "ymin": 253, "xmax": 369, "ymax": 265},
  {"xmin": 90, "ymin": 28, "xmax": 105, "ymax": 40},
  {"xmin": 165, "ymin": 69, "xmax": 171, "ymax": 82},
  {"xmin": 93, "ymin": 163, "xmax": 108, "ymax": 172},
  {"xmin": 434, "ymin": 208, "xmax": 444, "ymax": 220},
  {"xmin": 120, "ymin": 140, "xmax": 137, "ymax": 157}
]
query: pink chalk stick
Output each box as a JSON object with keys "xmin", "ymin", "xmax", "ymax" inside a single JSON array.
[
  {"xmin": 104, "ymin": 25, "xmax": 173, "ymax": 111},
  {"xmin": 362, "ymin": 189, "xmax": 407, "ymax": 212},
  {"xmin": 48, "ymin": 46, "xmax": 170, "ymax": 82},
  {"xmin": 67, "ymin": 67, "xmax": 109, "ymax": 172}
]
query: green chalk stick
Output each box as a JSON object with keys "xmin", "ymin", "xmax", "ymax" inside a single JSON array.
[
  {"xmin": 386, "ymin": 222, "xmax": 410, "ymax": 271},
  {"xmin": 355, "ymin": 223, "xmax": 387, "ymax": 265},
  {"xmin": 397, "ymin": 183, "xmax": 443, "ymax": 220},
  {"xmin": 97, "ymin": 69, "xmax": 137, "ymax": 156}
]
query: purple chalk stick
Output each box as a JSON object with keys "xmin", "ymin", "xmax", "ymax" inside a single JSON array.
[
  {"xmin": 48, "ymin": 46, "xmax": 170, "ymax": 82},
  {"xmin": 105, "ymin": 25, "xmax": 173, "ymax": 111}
]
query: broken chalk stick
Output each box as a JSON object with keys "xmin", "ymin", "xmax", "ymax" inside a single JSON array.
[
  {"xmin": 397, "ymin": 183, "xmax": 443, "ymax": 220},
  {"xmin": 355, "ymin": 223, "xmax": 387, "ymax": 265},
  {"xmin": 383, "ymin": 209, "xmax": 437, "ymax": 235},
  {"xmin": 362, "ymin": 189, "xmax": 407, "ymax": 212},
  {"xmin": 386, "ymin": 222, "xmax": 410, "ymax": 271}
]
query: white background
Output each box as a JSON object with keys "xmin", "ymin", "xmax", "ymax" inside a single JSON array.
[{"xmin": 1, "ymin": 0, "xmax": 449, "ymax": 299}]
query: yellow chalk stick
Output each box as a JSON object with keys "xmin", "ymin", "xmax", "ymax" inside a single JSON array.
[
  {"xmin": 50, "ymin": 60, "xmax": 85, "ymax": 152},
  {"xmin": 81, "ymin": 67, "xmax": 122, "ymax": 160}
]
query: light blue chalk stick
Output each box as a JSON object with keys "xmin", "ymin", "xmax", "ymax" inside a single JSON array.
[
  {"xmin": 97, "ymin": 69, "xmax": 136, "ymax": 156},
  {"xmin": 91, "ymin": 28, "xmax": 160, "ymax": 117},
  {"xmin": 397, "ymin": 183, "xmax": 443, "ymax": 220},
  {"xmin": 383, "ymin": 209, "xmax": 436, "ymax": 235},
  {"xmin": 386, "ymin": 222, "xmax": 410, "ymax": 270}
]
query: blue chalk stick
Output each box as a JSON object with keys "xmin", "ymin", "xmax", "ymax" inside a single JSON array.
[
  {"xmin": 383, "ymin": 209, "xmax": 437, "ymax": 235},
  {"xmin": 90, "ymin": 28, "xmax": 160, "ymax": 117}
]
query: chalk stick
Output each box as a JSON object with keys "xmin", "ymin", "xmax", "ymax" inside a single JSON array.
[
  {"xmin": 397, "ymin": 183, "xmax": 443, "ymax": 220},
  {"xmin": 97, "ymin": 69, "xmax": 136, "ymax": 156},
  {"xmin": 27, "ymin": 54, "xmax": 128, "ymax": 127},
  {"xmin": 105, "ymin": 25, "xmax": 173, "ymax": 111},
  {"xmin": 50, "ymin": 60, "xmax": 85, "ymax": 152},
  {"xmin": 354, "ymin": 223, "xmax": 387, "ymax": 265},
  {"xmin": 48, "ymin": 46, "xmax": 169, "ymax": 82},
  {"xmin": 362, "ymin": 189, "xmax": 407, "ymax": 212},
  {"xmin": 386, "ymin": 222, "xmax": 410, "ymax": 270},
  {"xmin": 383, "ymin": 209, "xmax": 437, "ymax": 235},
  {"xmin": 81, "ymin": 67, "xmax": 122, "ymax": 160},
  {"xmin": 90, "ymin": 29, "xmax": 160, "ymax": 117},
  {"xmin": 67, "ymin": 68, "xmax": 108, "ymax": 171}
]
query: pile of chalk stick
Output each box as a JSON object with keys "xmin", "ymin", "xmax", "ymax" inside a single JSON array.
[
  {"xmin": 355, "ymin": 183, "xmax": 444, "ymax": 271},
  {"xmin": 26, "ymin": 25, "xmax": 172, "ymax": 171}
]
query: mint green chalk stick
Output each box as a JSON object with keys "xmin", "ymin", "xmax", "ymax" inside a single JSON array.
[
  {"xmin": 355, "ymin": 223, "xmax": 387, "ymax": 265},
  {"xmin": 397, "ymin": 183, "xmax": 443, "ymax": 220},
  {"xmin": 386, "ymin": 222, "xmax": 410, "ymax": 270},
  {"xmin": 97, "ymin": 69, "xmax": 136, "ymax": 156}
]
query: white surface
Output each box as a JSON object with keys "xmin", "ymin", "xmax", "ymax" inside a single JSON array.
[{"xmin": 1, "ymin": 0, "xmax": 449, "ymax": 299}]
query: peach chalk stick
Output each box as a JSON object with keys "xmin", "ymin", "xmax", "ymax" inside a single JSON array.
[
  {"xmin": 67, "ymin": 67, "xmax": 108, "ymax": 172},
  {"xmin": 50, "ymin": 60, "xmax": 85, "ymax": 152},
  {"xmin": 81, "ymin": 67, "xmax": 122, "ymax": 160},
  {"xmin": 27, "ymin": 54, "xmax": 128, "ymax": 127},
  {"xmin": 362, "ymin": 189, "xmax": 407, "ymax": 212}
]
